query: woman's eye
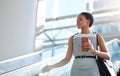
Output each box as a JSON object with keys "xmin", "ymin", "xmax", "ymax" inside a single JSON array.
[{"xmin": 79, "ymin": 19, "xmax": 83, "ymax": 20}]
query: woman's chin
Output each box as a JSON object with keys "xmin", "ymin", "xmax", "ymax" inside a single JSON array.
[{"xmin": 77, "ymin": 27, "xmax": 82, "ymax": 29}]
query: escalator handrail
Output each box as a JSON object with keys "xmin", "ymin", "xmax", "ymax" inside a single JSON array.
[{"xmin": 0, "ymin": 51, "xmax": 43, "ymax": 75}]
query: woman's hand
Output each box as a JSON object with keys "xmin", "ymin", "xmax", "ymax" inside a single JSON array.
[
  {"xmin": 42, "ymin": 65, "xmax": 54, "ymax": 73},
  {"xmin": 88, "ymin": 39, "xmax": 96, "ymax": 54}
]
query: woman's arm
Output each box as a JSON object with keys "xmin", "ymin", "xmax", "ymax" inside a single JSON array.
[
  {"xmin": 94, "ymin": 34, "xmax": 110, "ymax": 60},
  {"xmin": 88, "ymin": 34, "xmax": 110, "ymax": 60},
  {"xmin": 50, "ymin": 36, "xmax": 74, "ymax": 68},
  {"xmin": 42, "ymin": 36, "xmax": 74, "ymax": 72}
]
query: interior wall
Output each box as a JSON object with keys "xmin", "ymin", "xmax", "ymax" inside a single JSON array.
[{"xmin": 0, "ymin": 0, "xmax": 38, "ymax": 61}]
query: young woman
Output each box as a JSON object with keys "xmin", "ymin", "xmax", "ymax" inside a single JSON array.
[{"xmin": 42, "ymin": 12, "xmax": 110, "ymax": 76}]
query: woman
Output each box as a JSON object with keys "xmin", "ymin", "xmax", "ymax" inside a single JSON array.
[{"xmin": 42, "ymin": 12, "xmax": 110, "ymax": 76}]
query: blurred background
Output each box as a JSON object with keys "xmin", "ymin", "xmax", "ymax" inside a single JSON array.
[
  {"xmin": 37, "ymin": 0, "xmax": 120, "ymax": 75},
  {"xmin": 0, "ymin": 0, "xmax": 120, "ymax": 76}
]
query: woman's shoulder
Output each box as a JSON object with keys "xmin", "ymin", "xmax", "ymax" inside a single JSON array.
[
  {"xmin": 92, "ymin": 32, "xmax": 103, "ymax": 38},
  {"xmin": 68, "ymin": 33, "xmax": 78, "ymax": 43},
  {"xmin": 94, "ymin": 33, "xmax": 105, "ymax": 44},
  {"xmin": 94, "ymin": 32, "xmax": 103, "ymax": 38},
  {"xmin": 69, "ymin": 35, "xmax": 74, "ymax": 41},
  {"xmin": 69, "ymin": 33, "xmax": 79, "ymax": 39}
]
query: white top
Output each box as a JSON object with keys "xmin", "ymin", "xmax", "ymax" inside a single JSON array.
[{"xmin": 73, "ymin": 33, "xmax": 97, "ymax": 57}]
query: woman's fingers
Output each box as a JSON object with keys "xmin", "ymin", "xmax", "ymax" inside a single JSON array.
[
  {"xmin": 87, "ymin": 39, "xmax": 96, "ymax": 54},
  {"xmin": 42, "ymin": 65, "xmax": 51, "ymax": 72}
]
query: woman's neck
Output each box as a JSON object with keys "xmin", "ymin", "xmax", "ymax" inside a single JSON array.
[{"xmin": 80, "ymin": 28, "xmax": 91, "ymax": 34}]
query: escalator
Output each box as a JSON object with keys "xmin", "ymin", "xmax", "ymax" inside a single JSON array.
[{"xmin": 0, "ymin": 38, "xmax": 120, "ymax": 76}]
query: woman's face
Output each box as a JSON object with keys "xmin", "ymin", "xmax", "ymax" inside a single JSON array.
[{"xmin": 77, "ymin": 15, "xmax": 89, "ymax": 29}]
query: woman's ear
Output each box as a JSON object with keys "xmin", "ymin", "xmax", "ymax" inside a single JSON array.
[{"xmin": 87, "ymin": 19, "xmax": 90, "ymax": 26}]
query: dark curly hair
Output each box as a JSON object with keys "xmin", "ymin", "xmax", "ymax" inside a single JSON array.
[{"xmin": 79, "ymin": 12, "xmax": 94, "ymax": 27}]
